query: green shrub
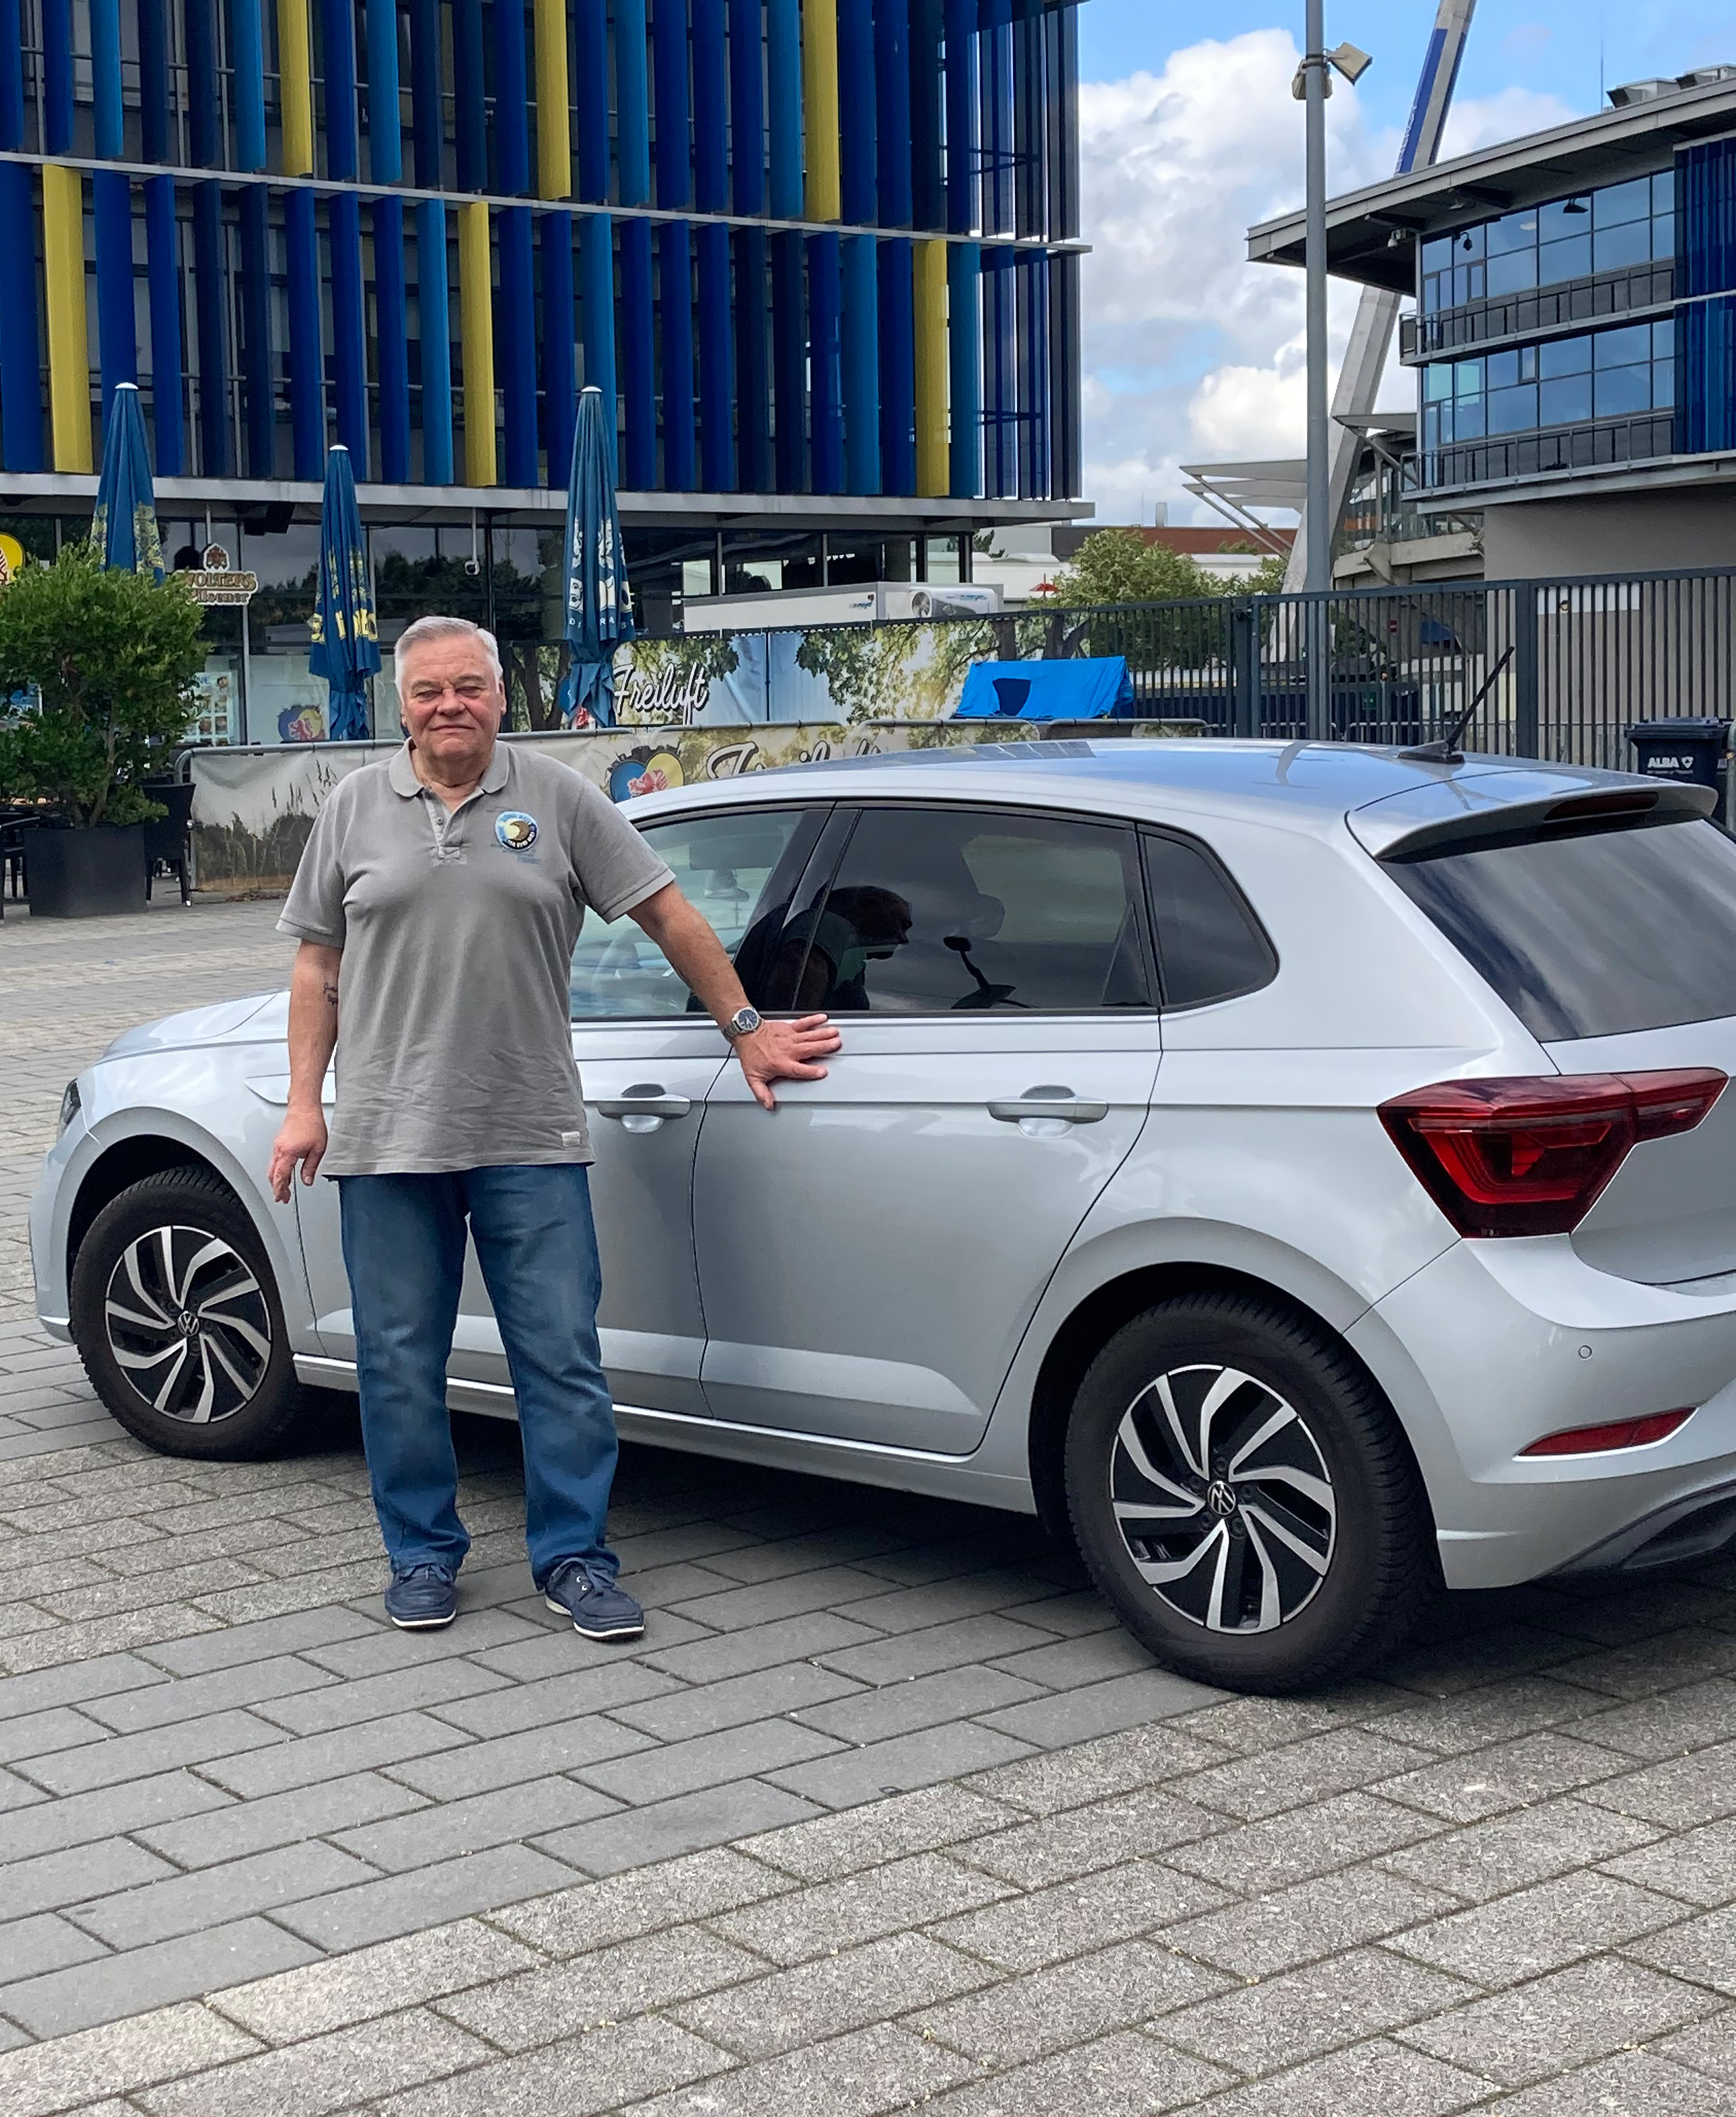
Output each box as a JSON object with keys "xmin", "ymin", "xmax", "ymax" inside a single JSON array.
[{"xmin": 0, "ymin": 544, "xmax": 205, "ymax": 827}]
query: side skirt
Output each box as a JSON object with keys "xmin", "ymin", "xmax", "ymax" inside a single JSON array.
[{"xmin": 293, "ymin": 1354, "xmax": 1038, "ymax": 1514}]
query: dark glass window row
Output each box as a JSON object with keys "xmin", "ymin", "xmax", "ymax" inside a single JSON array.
[
  {"xmin": 1422, "ymin": 320, "xmax": 1675, "ymax": 454},
  {"xmin": 1420, "ymin": 172, "xmax": 1675, "ymax": 315},
  {"xmin": 1401, "ymin": 261, "xmax": 1675, "ymax": 362},
  {"xmin": 1422, "ymin": 410, "xmax": 1678, "ymax": 492}
]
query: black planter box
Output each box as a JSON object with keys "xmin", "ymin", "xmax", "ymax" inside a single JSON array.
[{"xmin": 26, "ymin": 824, "xmax": 148, "ymax": 918}]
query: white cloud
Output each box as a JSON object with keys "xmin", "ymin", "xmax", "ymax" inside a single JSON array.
[
  {"xmin": 1077, "ymin": 41, "xmax": 1583, "ymax": 525},
  {"xmin": 1439, "ymin": 86, "xmax": 1580, "ymax": 158}
]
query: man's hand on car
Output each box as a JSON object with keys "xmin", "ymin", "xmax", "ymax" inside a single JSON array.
[{"xmin": 734, "ymin": 1014, "xmax": 844, "ymax": 1110}]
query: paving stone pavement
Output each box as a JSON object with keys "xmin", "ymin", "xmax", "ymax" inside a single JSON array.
[{"xmin": 3, "ymin": 900, "xmax": 1736, "ymax": 2112}]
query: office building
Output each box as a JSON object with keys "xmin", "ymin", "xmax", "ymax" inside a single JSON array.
[
  {"xmin": 0, "ymin": 0, "xmax": 1085, "ymax": 733},
  {"xmin": 1248, "ymin": 69, "xmax": 1736, "ymax": 580}
]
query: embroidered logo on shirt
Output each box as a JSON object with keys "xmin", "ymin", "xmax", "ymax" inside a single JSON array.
[{"xmin": 495, "ymin": 812, "xmax": 539, "ymax": 852}]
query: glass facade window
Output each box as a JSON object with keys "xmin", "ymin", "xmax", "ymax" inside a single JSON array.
[
  {"xmin": 1420, "ymin": 171, "xmax": 1675, "ymax": 314},
  {"xmin": 1420, "ymin": 319, "xmax": 1675, "ymax": 483},
  {"xmin": 1422, "ymin": 320, "xmax": 1675, "ymax": 454}
]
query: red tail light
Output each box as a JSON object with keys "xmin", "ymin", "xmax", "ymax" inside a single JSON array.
[
  {"xmin": 1380, "ymin": 1069, "xmax": 1726, "ymax": 1237},
  {"xmin": 1521, "ymin": 1409, "xmax": 1695, "ymax": 1456}
]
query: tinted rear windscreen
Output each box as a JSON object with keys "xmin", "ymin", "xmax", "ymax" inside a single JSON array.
[{"xmin": 1387, "ymin": 817, "xmax": 1736, "ymax": 1040}]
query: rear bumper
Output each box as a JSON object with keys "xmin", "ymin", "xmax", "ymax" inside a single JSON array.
[
  {"xmin": 1555, "ymin": 1476, "xmax": 1736, "ymax": 1574},
  {"xmin": 1350, "ymin": 1236, "xmax": 1736, "ymax": 1589}
]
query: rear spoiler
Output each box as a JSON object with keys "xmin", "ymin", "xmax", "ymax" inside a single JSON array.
[{"xmin": 1348, "ymin": 772, "xmax": 1716, "ymax": 863}]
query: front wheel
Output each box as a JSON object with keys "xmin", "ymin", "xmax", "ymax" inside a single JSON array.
[
  {"xmin": 70, "ymin": 1167, "xmax": 310, "ymax": 1461},
  {"xmin": 1065, "ymin": 1292, "xmax": 1434, "ymax": 1693}
]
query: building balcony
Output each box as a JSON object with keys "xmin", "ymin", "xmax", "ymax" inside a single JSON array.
[
  {"xmin": 1421, "ymin": 410, "xmax": 1677, "ymax": 494},
  {"xmin": 1401, "ymin": 262, "xmax": 1676, "ymax": 363}
]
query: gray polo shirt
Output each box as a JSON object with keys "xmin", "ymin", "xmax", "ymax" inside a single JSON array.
[{"xmin": 278, "ymin": 741, "xmax": 673, "ymax": 1176}]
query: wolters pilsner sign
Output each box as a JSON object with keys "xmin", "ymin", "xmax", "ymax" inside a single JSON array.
[{"xmin": 180, "ymin": 545, "xmax": 258, "ymax": 607}]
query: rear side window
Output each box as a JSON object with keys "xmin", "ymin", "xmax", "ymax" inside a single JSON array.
[
  {"xmin": 1386, "ymin": 817, "xmax": 1736, "ymax": 1040},
  {"xmin": 1141, "ymin": 830, "xmax": 1278, "ymax": 1009}
]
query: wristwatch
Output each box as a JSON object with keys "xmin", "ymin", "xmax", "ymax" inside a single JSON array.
[{"xmin": 722, "ymin": 1005, "xmax": 763, "ymax": 1040}]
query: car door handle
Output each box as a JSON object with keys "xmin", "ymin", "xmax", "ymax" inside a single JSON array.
[
  {"xmin": 987, "ymin": 1088, "xmax": 1109, "ymax": 1124},
  {"xmin": 595, "ymin": 1087, "xmax": 694, "ymax": 1120}
]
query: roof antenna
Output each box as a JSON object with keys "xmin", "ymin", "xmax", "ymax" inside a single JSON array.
[{"xmin": 1399, "ymin": 645, "xmax": 1515, "ymax": 765}]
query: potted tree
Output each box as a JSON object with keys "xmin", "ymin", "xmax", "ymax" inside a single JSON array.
[{"xmin": 0, "ymin": 544, "xmax": 205, "ymax": 916}]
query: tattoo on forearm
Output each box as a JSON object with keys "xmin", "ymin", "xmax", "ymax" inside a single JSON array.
[{"xmin": 321, "ymin": 981, "xmax": 339, "ymax": 1007}]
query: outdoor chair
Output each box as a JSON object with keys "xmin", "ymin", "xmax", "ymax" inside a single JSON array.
[
  {"xmin": 0, "ymin": 810, "xmax": 37, "ymax": 919},
  {"xmin": 142, "ymin": 780, "xmax": 195, "ymax": 905}
]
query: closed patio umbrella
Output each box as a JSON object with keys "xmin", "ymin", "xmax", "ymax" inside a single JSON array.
[
  {"xmin": 309, "ymin": 445, "xmax": 380, "ymax": 741},
  {"xmin": 557, "ymin": 386, "xmax": 635, "ymax": 727},
  {"xmin": 91, "ymin": 383, "xmax": 164, "ymax": 582}
]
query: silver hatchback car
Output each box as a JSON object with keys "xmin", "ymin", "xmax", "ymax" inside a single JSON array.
[{"xmin": 32, "ymin": 741, "xmax": 1736, "ymax": 1691}]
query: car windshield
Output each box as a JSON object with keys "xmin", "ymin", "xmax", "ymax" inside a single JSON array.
[{"xmin": 1386, "ymin": 816, "xmax": 1736, "ymax": 1041}]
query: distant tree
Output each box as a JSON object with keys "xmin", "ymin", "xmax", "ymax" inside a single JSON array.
[{"xmin": 1050, "ymin": 529, "xmax": 1215, "ymax": 607}]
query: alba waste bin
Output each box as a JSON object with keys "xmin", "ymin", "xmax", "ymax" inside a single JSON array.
[{"xmin": 1628, "ymin": 718, "xmax": 1730, "ymax": 827}]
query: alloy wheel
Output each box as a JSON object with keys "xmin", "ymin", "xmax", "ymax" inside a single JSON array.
[
  {"xmin": 1107, "ymin": 1363, "xmax": 1337, "ymax": 1633},
  {"xmin": 103, "ymin": 1224, "xmax": 273, "ymax": 1424}
]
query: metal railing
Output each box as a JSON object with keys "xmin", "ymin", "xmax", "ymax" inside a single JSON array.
[
  {"xmin": 478, "ymin": 565, "xmax": 1736, "ymax": 775},
  {"xmin": 1076, "ymin": 568, "xmax": 1736, "ymax": 767}
]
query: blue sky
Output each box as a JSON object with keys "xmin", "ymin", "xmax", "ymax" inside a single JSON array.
[
  {"xmin": 1070, "ymin": 0, "xmax": 1732, "ymax": 520},
  {"xmin": 1078, "ymin": 0, "xmax": 1733, "ymax": 144}
]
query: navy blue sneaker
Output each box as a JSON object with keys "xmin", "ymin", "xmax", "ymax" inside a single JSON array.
[
  {"xmin": 384, "ymin": 1563, "xmax": 457, "ymax": 1631},
  {"xmin": 544, "ymin": 1558, "xmax": 644, "ymax": 1641}
]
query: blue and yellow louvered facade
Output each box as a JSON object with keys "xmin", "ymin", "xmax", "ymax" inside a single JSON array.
[{"xmin": 0, "ymin": 0, "xmax": 1082, "ymax": 512}]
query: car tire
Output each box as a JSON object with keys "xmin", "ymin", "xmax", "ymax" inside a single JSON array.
[
  {"xmin": 69, "ymin": 1167, "xmax": 311, "ymax": 1461},
  {"xmin": 1065, "ymin": 1291, "xmax": 1433, "ymax": 1693}
]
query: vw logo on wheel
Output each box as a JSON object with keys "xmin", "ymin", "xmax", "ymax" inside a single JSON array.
[
  {"xmin": 103, "ymin": 1225, "xmax": 272, "ymax": 1426},
  {"xmin": 1107, "ymin": 1363, "xmax": 1337, "ymax": 1635}
]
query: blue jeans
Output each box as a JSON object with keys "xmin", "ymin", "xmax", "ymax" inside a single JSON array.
[{"xmin": 337, "ymin": 1164, "xmax": 619, "ymax": 1590}]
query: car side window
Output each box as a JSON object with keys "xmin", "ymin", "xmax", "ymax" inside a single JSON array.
[
  {"xmin": 776, "ymin": 805, "xmax": 1152, "ymax": 1014},
  {"xmin": 569, "ymin": 807, "xmax": 819, "ymax": 1019},
  {"xmin": 1141, "ymin": 829, "xmax": 1278, "ymax": 1010}
]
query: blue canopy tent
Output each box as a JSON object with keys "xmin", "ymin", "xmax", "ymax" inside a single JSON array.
[
  {"xmin": 308, "ymin": 446, "xmax": 380, "ymax": 741},
  {"xmin": 954, "ymin": 657, "xmax": 1137, "ymax": 720},
  {"xmin": 91, "ymin": 383, "xmax": 164, "ymax": 582},
  {"xmin": 558, "ymin": 386, "xmax": 636, "ymax": 727}
]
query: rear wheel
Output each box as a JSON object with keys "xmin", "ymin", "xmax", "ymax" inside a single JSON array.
[
  {"xmin": 70, "ymin": 1168, "xmax": 310, "ymax": 1460},
  {"xmin": 1065, "ymin": 1291, "xmax": 1433, "ymax": 1693}
]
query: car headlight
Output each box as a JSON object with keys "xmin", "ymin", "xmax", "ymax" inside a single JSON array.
[{"xmin": 57, "ymin": 1080, "xmax": 80, "ymax": 1136}]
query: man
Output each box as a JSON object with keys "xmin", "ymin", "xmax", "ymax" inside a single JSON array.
[{"xmin": 269, "ymin": 615, "xmax": 839, "ymax": 1639}]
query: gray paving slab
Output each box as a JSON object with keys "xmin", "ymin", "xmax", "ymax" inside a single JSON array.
[
  {"xmin": 332, "ymin": 1774, "xmax": 621, "ymax": 1871},
  {"xmin": 131, "ymin": 2009, "xmax": 492, "ymax": 2117},
  {"xmin": 66, "ymin": 1841, "xmax": 382, "ymax": 1950},
  {"xmin": 134, "ymin": 1772, "xmax": 432, "ymax": 1871},
  {"xmin": 267, "ymin": 1844, "xmax": 580, "ymax": 1952},
  {"xmin": 531, "ymin": 1780, "xmax": 822, "ymax": 1877},
  {"xmin": 0, "ymin": 1918, "xmax": 322, "ymax": 2039}
]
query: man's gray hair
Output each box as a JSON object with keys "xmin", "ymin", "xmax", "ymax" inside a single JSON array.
[{"xmin": 393, "ymin": 614, "xmax": 504, "ymax": 688}]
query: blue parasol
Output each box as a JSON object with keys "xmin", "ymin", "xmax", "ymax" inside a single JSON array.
[
  {"xmin": 90, "ymin": 382, "xmax": 164, "ymax": 582},
  {"xmin": 308, "ymin": 445, "xmax": 380, "ymax": 741},
  {"xmin": 556, "ymin": 386, "xmax": 635, "ymax": 727}
]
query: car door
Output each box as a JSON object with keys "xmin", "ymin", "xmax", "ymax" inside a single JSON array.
[
  {"xmin": 297, "ymin": 801, "xmax": 829, "ymax": 1419},
  {"xmin": 690, "ymin": 801, "xmax": 1162, "ymax": 1453}
]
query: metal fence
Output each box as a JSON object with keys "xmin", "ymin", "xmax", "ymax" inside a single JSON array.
[{"xmin": 1031, "ymin": 567, "xmax": 1736, "ymax": 768}]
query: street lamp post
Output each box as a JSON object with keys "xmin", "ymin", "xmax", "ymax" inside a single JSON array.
[
  {"xmin": 1294, "ymin": 20, "xmax": 1370, "ymax": 739},
  {"xmin": 1304, "ymin": 0, "xmax": 1329, "ymax": 607}
]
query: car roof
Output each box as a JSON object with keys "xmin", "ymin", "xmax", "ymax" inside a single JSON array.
[{"xmin": 621, "ymin": 738, "xmax": 1648, "ymax": 841}]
